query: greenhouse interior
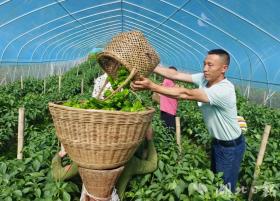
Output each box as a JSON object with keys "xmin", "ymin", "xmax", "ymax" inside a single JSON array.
[{"xmin": 0, "ymin": 0, "xmax": 279, "ymax": 201}]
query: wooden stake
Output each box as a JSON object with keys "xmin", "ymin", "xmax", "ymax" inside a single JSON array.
[
  {"xmin": 175, "ymin": 117, "xmax": 181, "ymax": 152},
  {"xmin": 58, "ymin": 75, "xmax": 61, "ymax": 93},
  {"xmin": 248, "ymin": 125, "xmax": 271, "ymax": 201},
  {"xmin": 17, "ymin": 108, "xmax": 25, "ymax": 160},
  {"xmin": 20, "ymin": 75, "xmax": 23, "ymax": 90},
  {"xmin": 76, "ymin": 66, "xmax": 79, "ymax": 76},
  {"xmin": 81, "ymin": 78, "xmax": 84, "ymax": 94},
  {"xmin": 43, "ymin": 79, "xmax": 46, "ymax": 94}
]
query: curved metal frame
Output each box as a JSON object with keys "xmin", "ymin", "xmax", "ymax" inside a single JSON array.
[{"xmin": 0, "ymin": 0, "xmax": 278, "ymax": 98}]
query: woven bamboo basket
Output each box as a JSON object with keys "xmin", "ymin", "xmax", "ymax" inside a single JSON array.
[
  {"xmin": 79, "ymin": 166, "xmax": 124, "ymax": 200},
  {"xmin": 49, "ymin": 102, "xmax": 154, "ymax": 169},
  {"xmin": 97, "ymin": 30, "xmax": 160, "ymax": 81}
]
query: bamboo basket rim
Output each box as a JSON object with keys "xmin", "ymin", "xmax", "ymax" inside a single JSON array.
[
  {"xmin": 62, "ymin": 138, "xmax": 143, "ymax": 149},
  {"xmin": 48, "ymin": 102, "xmax": 155, "ymax": 115},
  {"xmin": 96, "ymin": 51, "xmax": 132, "ymax": 77}
]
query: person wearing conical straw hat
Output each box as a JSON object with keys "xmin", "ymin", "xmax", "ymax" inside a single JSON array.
[{"xmin": 131, "ymin": 49, "xmax": 246, "ymax": 193}]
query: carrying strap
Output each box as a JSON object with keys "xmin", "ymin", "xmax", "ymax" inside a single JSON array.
[{"xmin": 80, "ymin": 185, "xmax": 119, "ymax": 201}]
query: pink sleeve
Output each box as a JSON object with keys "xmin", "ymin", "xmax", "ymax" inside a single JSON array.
[{"xmin": 163, "ymin": 79, "xmax": 175, "ymax": 87}]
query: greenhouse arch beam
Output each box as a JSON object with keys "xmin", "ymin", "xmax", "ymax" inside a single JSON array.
[
  {"xmin": 208, "ymin": 0, "xmax": 280, "ymax": 44},
  {"xmin": 59, "ymin": 30, "xmax": 121, "ymax": 60},
  {"xmin": 123, "ymin": 22, "xmax": 201, "ymax": 67},
  {"xmin": 0, "ymin": 0, "xmax": 66, "ymax": 29},
  {"xmin": 58, "ymin": 27, "xmax": 183, "ymax": 68},
  {"xmin": 55, "ymin": 22, "xmax": 197, "ymax": 68},
  {"xmin": 2, "ymin": 10, "xmax": 120, "ymax": 60},
  {"xmin": 56, "ymin": 24, "xmax": 188, "ymax": 67},
  {"xmin": 32, "ymin": 13, "xmax": 121, "ymax": 60},
  {"xmin": 68, "ymin": 36, "xmax": 177, "ymax": 67},
  {"xmin": 146, "ymin": 0, "xmax": 192, "ymax": 34},
  {"xmin": 47, "ymin": 23, "xmax": 122, "ymax": 60},
  {"xmin": 123, "ymin": 15, "xmax": 204, "ymax": 61},
  {"xmin": 178, "ymin": 7, "xmax": 269, "ymax": 91},
  {"xmin": 33, "ymin": 5, "xmax": 203, "ymax": 66},
  {"xmin": 17, "ymin": 10, "xmax": 121, "ymax": 62},
  {"xmin": 37, "ymin": 5, "xmax": 203, "ymax": 64},
  {"xmin": 122, "ymin": 2, "xmax": 244, "ymax": 85}
]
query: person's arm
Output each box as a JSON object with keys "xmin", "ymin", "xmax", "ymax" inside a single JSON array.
[
  {"xmin": 116, "ymin": 139, "xmax": 157, "ymax": 200},
  {"xmin": 131, "ymin": 77, "xmax": 209, "ymax": 103},
  {"xmin": 51, "ymin": 153, "xmax": 78, "ymax": 181},
  {"xmin": 154, "ymin": 64, "xmax": 193, "ymax": 83}
]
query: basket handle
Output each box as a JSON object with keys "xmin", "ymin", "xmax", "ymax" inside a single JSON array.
[
  {"xmin": 96, "ymin": 78, "xmax": 109, "ymax": 99},
  {"xmin": 102, "ymin": 68, "xmax": 137, "ymax": 101}
]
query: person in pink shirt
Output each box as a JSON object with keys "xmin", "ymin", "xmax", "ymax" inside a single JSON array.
[{"xmin": 159, "ymin": 66, "xmax": 178, "ymax": 131}]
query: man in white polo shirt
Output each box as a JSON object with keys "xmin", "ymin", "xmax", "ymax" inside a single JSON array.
[{"xmin": 131, "ymin": 49, "xmax": 246, "ymax": 192}]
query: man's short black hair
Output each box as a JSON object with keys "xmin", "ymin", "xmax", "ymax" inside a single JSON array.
[
  {"xmin": 168, "ymin": 66, "xmax": 177, "ymax": 71},
  {"xmin": 208, "ymin": 49, "xmax": 230, "ymax": 65}
]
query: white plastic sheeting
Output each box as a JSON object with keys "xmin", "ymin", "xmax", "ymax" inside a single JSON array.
[{"xmin": 0, "ymin": 0, "xmax": 280, "ymax": 107}]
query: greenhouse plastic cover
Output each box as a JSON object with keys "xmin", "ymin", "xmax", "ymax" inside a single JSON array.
[{"xmin": 0, "ymin": 0, "xmax": 280, "ymax": 106}]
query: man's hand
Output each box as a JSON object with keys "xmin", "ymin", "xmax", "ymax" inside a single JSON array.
[{"xmin": 130, "ymin": 77, "xmax": 154, "ymax": 91}]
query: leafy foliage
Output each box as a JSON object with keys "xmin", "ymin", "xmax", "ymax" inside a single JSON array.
[{"xmin": 0, "ymin": 56, "xmax": 280, "ymax": 200}]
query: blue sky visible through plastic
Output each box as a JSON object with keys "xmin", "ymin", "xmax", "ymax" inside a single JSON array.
[{"xmin": 0, "ymin": 0, "xmax": 279, "ymax": 91}]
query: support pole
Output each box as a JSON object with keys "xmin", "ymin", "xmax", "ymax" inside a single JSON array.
[
  {"xmin": 248, "ymin": 125, "xmax": 271, "ymax": 201},
  {"xmin": 175, "ymin": 117, "xmax": 181, "ymax": 152},
  {"xmin": 20, "ymin": 75, "xmax": 23, "ymax": 90},
  {"xmin": 17, "ymin": 108, "xmax": 25, "ymax": 160},
  {"xmin": 58, "ymin": 75, "xmax": 61, "ymax": 93},
  {"xmin": 81, "ymin": 78, "xmax": 84, "ymax": 94},
  {"xmin": 76, "ymin": 66, "xmax": 79, "ymax": 76},
  {"xmin": 43, "ymin": 79, "xmax": 46, "ymax": 94}
]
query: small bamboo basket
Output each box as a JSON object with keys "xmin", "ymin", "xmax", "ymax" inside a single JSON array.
[
  {"xmin": 79, "ymin": 166, "xmax": 124, "ymax": 200},
  {"xmin": 97, "ymin": 30, "xmax": 160, "ymax": 99},
  {"xmin": 97, "ymin": 30, "xmax": 160, "ymax": 79},
  {"xmin": 49, "ymin": 102, "xmax": 154, "ymax": 169}
]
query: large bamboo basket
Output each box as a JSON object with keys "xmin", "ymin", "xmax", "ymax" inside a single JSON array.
[
  {"xmin": 79, "ymin": 166, "xmax": 124, "ymax": 200},
  {"xmin": 97, "ymin": 30, "xmax": 160, "ymax": 80},
  {"xmin": 49, "ymin": 102, "xmax": 155, "ymax": 169}
]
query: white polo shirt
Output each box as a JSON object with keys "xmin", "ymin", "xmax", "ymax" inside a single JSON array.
[{"xmin": 192, "ymin": 73, "xmax": 241, "ymax": 141}]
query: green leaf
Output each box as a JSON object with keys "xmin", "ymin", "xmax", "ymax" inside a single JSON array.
[
  {"xmin": 168, "ymin": 194, "xmax": 175, "ymax": 201},
  {"xmin": 188, "ymin": 182, "xmax": 197, "ymax": 196},
  {"xmin": 62, "ymin": 191, "xmax": 71, "ymax": 201},
  {"xmin": 22, "ymin": 187, "xmax": 31, "ymax": 194},
  {"xmin": 168, "ymin": 180, "xmax": 177, "ymax": 190},
  {"xmin": 13, "ymin": 190, "xmax": 22, "ymax": 197},
  {"xmin": 4, "ymin": 197, "xmax": 13, "ymax": 201},
  {"xmin": 174, "ymin": 180, "xmax": 186, "ymax": 198},
  {"xmin": 0, "ymin": 163, "xmax": 7, "ymax": 174},
  {"xmin": 154, "ymin": 169, "xmax": 163, "ymax": 181},
  {"xmin": 32, "ymin": 160, "xmax": 41, "ymax": 171},
  {"xmin": 158, "ymin": 160, "xmax": 164, "ymax": 171},
  {"xmin": 206, "ymin": 169, "xmax": 214, "ymax": 182},
  {"xmin": 35, "ymin": 188, "xmax": 41, "ymax": 197}
]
